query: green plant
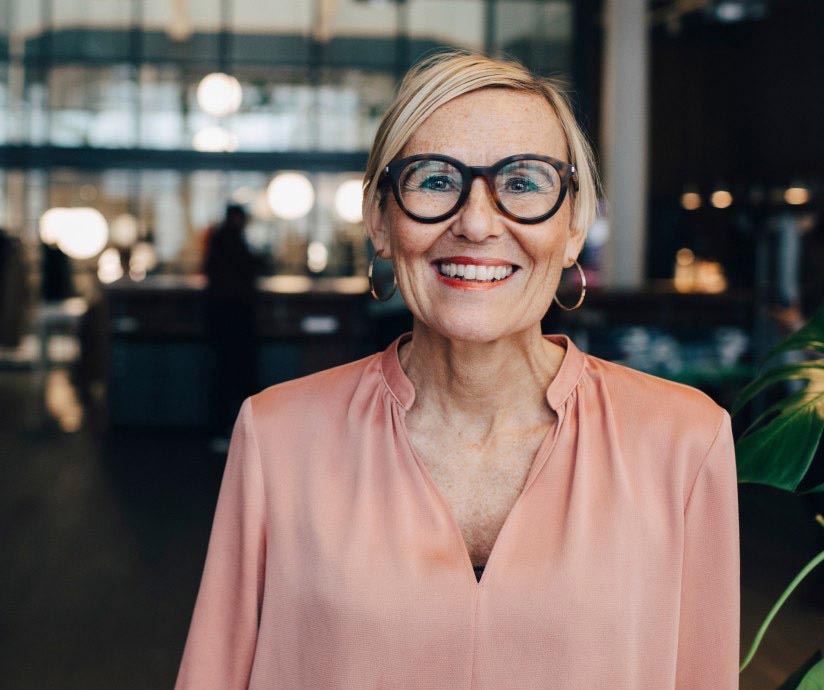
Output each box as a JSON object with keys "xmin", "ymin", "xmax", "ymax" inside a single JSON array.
[{"xmin": 732, "ymin": 304, "xmax": 824, "ymax": 688}]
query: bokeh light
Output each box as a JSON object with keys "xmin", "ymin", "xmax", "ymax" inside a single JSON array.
[
  {"xmin": 193, "ymin": 126, "xmax": 239, "ymax": 152},
  {"xmin": 784, "ymin": 186, "xmax": 810, "ymax": 205},
  {"xmin": 267, "ymin": 172, "xmax": 315, "ymax": 220},
  {"xmin": 334, "ymin": 179, "xmax": 364, "ymax": 223},
  {"xmin": 130, "ymin": 241, "xmax": 158, "ymax": 274},
  {"xmin": 110, "ymin": 213, "xmax": 140, "ymax": 247},
  {"xmin": 57, "ymin": 208, "xmax": 109, "ymax": 259},
  {"xmin": 98, "ymin": 247, "xmax": 124, "ymax": 284},
  {"xmin": 41, "ymin": 207, "xmax": 109, "ymax": 259},
  {"xmin": 196, "ymin": 72, "xmax": 243, "ymax": 117},
  {"xmin": 39, "ymin": 207, "xmax": 70, "ymax": 245},
  {"xmin": 307, "ymin": 240, "xmax": 329, "ymax": 273},
  {"xmin": 710, "ymin": 190, "xmax": 733, "ymax": 209},
  {"xmin": 680, "ymin": 192, "xmax": 702, "ymax": 210}
]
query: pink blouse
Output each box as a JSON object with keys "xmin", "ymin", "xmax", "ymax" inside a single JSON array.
[{"xmin": 175, "ymin": 333, "xmax": 740, "ymax": 689}]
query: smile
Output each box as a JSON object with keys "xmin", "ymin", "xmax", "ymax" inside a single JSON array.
[{"xmin": 431, "ymin": 256, "xmax": 519, "ymax": 289}]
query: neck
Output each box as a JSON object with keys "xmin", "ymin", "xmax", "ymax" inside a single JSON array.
[{"xmin": 399, "ymin": 321, "xmax": 565, "ymax": 431}]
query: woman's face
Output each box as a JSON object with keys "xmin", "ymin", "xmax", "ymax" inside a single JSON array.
[{"xmin": 370, "ymin": 87, "xmax": 586, "ymax": 343}]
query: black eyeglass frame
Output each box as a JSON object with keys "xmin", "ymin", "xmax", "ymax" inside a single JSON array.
[{"xmin": 379, "ymin": 153, "xmax": 579, "ymax": 225}]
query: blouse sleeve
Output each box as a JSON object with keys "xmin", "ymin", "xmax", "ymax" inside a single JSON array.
[
  {"xmin": 175, "ymin": 397, "xmax": 266, "ymax": 690},
  {"xmin": 675, "ymin": 409, "xmax": 740, "ymax": 689}
]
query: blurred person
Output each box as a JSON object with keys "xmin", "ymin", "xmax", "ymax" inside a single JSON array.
[
  {"xmin": 202, "ymin": 203, "xmax": 264, "ymax": 449},
  {"xmin": 41, "ymin": 240, "xmax": 73, "ymax": 302},
  {"xmin": 177, "ymin": 52, "xmax": 739, "ymax": 689},
  {"xmin": 0, "ymin": 228, "xmax": 27, "ymax": 347}
]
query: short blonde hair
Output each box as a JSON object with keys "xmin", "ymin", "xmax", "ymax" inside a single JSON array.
[{"xmin": 362, "ymin": 50, "xmax": 600, "ymax": 237}]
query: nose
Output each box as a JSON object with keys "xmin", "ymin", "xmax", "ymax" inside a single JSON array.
[{"xmin": 451, "ymin": 177, "xmax": 504, "ymax": 242}]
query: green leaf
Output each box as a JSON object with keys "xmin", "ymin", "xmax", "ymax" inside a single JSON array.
[
  {"xmin": 767, "ymin": 305, "xmax": 824, "ymax": 361},
  {"xmin": 773, "ymin": 651, "xmax": 823, "ymax": 690},
  {"xmin": 796, "ymin": 658, "xmax": 824, "ymax": 690},
  {"xmin": 734, "ymin": 363, "xmax": 824, "ymax": 490},
  {"xmin": 732, "ymin": 361, "xmax": 824, "ymax": 417}
]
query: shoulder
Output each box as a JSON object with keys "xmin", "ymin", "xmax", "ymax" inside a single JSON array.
[
  {"xmin": 578, "ymin": 355, "xmax": 732, "ymax": 498},
  {"xmin": 247, "ymin": 352, "xmax": 381, "ymax": 425},
  {"xmin": 581, "ymin": 354, "xmax": 727, "ymax": 442},
  {"xmin": 584, "ymin": 354, "xmax": 724, "ymax": 418}
]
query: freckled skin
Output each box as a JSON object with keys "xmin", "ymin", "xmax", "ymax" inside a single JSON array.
[
  {"xmin": 368, "ymin": 88, "xmax": 587, "ymax": 566},
  {"xmin": 371, "ymin": 88, "xmax": 584, "ymax": 344}
]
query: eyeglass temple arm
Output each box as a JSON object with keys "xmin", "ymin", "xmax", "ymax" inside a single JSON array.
[{"xmin": 570, "ymin": 166, "xmax": 579, "ymax": 192}]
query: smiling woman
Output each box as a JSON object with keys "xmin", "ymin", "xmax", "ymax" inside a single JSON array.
[
  {"xmin": 366, "ymin": 86, "xmax": 585, "ymax": 344},
  {"xmin": 175, "ymin": 51, "xmax": 740, "ymax": 690}
]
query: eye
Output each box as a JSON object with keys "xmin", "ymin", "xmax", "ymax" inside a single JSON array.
[
  {"xmin": 420, "ymin": 174, "xmax": 457, "ymax": 192},
  {"xmin": 400, "ymin": 161, "xmax": 461, "ymax": 194},
  {"xmin": 498, "ymin": 163, "xmax": 557, "ymax": 194},
  {"xmin": 503, "ymin": 176, "xmax": 539, "ymax": 193}
]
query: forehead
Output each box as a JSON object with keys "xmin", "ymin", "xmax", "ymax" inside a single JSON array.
[{"xmin": 402, "ymin": 87, "xmax": 567, "ymax": 163}]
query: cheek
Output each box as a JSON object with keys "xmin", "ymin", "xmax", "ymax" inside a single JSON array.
[
  {"xmin": 531, "ymin": 212, "xmax": 574, "ymax": 267},
  {"xmin": 391, "ymin": 231, "xmax": 428, "ymax": 257},
  {"xmin": 387, "ymin": 214, "xmax": 442, "ymax": 260},
  {"xmin": 521, "ymin": 232, "xmax": 569, "ymax": 274}
]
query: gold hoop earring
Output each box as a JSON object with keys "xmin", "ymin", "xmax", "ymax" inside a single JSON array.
[
  {"xmin": 368, "ymin": 253, "xmax": 397, "ymax": 302},
  {"xmin": 553, "ymin": 259, "xmax": 586, "ymax": 311}
]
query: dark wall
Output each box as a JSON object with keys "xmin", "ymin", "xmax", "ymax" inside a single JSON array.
[
  {"xmin": 650, "ymin": 0, "xmax": 824, "ymax": 196},
  {"xmin": 647, "ymin": 0, "xmax": 824, "ymax": 282}
]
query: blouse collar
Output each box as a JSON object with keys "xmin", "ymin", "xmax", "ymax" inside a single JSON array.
[{"xmin": 379, "ymin": 331, "xmax": 586, "ymax": 413}]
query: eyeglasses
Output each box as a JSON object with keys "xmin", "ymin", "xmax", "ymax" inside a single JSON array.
[{"xmin": 380, "ymin": 153, "xmax": 578, "ymax": 224}]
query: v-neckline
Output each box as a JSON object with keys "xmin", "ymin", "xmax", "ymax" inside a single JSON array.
[
  {"xmin": 397, "ymin": 400, "xmax": 565, "ymax": 588},
  {"xmin": 381, "ymin": 332, "xmax": 585, "ymax": 589}
]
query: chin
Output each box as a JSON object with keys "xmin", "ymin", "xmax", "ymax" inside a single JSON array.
[{"xmin": 424, "ymin": 313, "xmax": 528, "ymax": 345}]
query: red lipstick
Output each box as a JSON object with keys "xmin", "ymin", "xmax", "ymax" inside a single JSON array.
[{"xmin": 431, "ymin": 262, "xmax": 518, "ymax": 291}]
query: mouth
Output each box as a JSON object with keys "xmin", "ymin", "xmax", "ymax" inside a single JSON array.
[{"xmin": 431, "ymin": 256, "xmax": 520, "ymax": 288}]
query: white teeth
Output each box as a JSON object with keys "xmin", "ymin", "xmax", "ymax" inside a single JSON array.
[{"xmin": 437, "ymin": 262, "xmax": 516, "ymax": 281}]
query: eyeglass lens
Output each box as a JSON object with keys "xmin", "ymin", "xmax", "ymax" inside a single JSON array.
[{"xmin": 398, "ymin": 158, "xmax": 562, "ymax": 221}]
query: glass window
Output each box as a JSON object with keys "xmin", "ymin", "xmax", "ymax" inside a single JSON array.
[
  {"xmin": 47, "ymin": 65, "xmax": 139, "ymax": 147},
  {"xmin": 408, "ymin": 0, "xmax": 484, "ymax": 51},
  {"xmin": 233, "ymin": 0, "xmax": 313, "ymax": 35},
  {"xmin": 2, "ymin": 0, "xmax": 577, "ymax": 280},
  {"xmin": 0, "ymin": 77, "xmax": 8, "ymax": 144},
  {"xmin": 493, "ymin": 0, "xmax": 573, "ymax": 77},
  {"xmin": 329, "ymin": 0, "xmax": 398, "ymax": 39},
  {"xmin": 52, "ymin": 0, "xmax": 133, "ymax": 29},
  {"xmin": 139, "ymin": 64, "xmax": 185, "ymax": 149}
]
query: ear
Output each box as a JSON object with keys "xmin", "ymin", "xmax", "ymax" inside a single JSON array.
[
  {"xmin": 366, "ymin": 201, "xmax": 392, "ymax": 260},
  {"xmin": 563, "ymin": 224, "xmax": 587, "ymax": 268}
]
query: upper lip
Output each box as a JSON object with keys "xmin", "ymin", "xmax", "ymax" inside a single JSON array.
[{"xmin": 432, "ymin": 255, "xmax": 518, "ymax": 267}]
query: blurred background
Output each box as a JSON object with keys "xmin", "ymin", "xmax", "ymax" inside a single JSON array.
[{"xmin": 0, "ymin": 1, "xmax": 822, "ymax": 688}]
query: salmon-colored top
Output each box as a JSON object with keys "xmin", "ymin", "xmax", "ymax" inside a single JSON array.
[{"xmin": 175, "ymin": 333, "xmax": 740, "ymax": 690}]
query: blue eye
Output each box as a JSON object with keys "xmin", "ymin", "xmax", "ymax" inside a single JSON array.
[
  {"xmin": 504, "ymin": 176, "xmax": 539, "ymax": 193},
  {"xmin": 498, "ymin": 163, "xmax": 557, "ymax": 195},
  {"xmin": 401, "ymin": 161, "xmax": 461, "ymax": 194},
  {"xmin": 420, "ymin": 175, "xmax": 457, "ymax": 192}
]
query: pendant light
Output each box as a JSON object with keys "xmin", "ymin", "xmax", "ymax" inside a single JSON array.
[{"xmin": 196, "ymin": 0, "xmax": 241, "ymax": 117}]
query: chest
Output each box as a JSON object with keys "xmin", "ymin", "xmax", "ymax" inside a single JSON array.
[{"xmin": 406, "ymin": 424, "xmax": 550, "ymax": 567}]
